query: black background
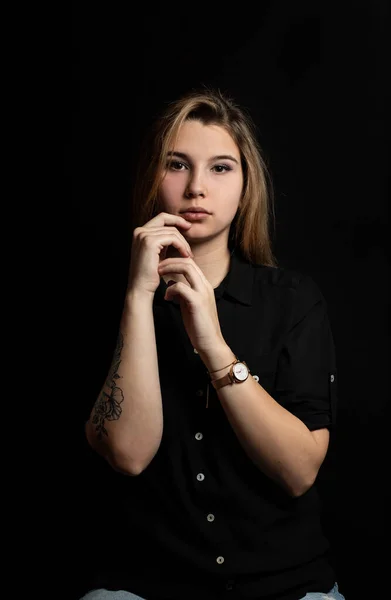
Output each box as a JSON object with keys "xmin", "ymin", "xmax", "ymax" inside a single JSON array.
[{"xmin": 69, "ymin": 2, "xmax": 388, "ymax": 597}]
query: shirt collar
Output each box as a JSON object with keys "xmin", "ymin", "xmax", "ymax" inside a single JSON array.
[{"xmin": 219, "ymin": 248, "xmax": 254, "ymax": 306}]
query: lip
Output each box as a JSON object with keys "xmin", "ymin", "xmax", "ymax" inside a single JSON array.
[
  {"xmin": 180, "ymin": 206, "xmax": 210, "ymax": 214},
  {"xmin": 181, "ymin": 212, "xmax": 210, "ymax": 222}
]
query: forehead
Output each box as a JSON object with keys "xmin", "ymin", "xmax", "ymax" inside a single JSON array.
[{"xmin": 172, "ymin": 120, "xmax": 240, "ymax": 157}]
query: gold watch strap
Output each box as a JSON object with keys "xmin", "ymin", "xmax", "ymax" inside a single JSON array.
[
  {"xmin": 211, "ymin": 358, "xmax": 240, "ymax": 390},
  {"xmin": 211, "ymin": 371, "xmax": 233, "ymax": 390}
]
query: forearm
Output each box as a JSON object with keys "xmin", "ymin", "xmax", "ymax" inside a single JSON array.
[
  {"xmin": 86, "ymin": 290, "xmax": 163, "ymax": 474},
  {"xmin": 199, "ymin": 343, "xmax": 326, "ymax": 497}
]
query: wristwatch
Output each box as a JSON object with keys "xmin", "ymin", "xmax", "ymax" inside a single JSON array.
[{"xmin": 211, "ymin": 359, "xmax": 250, "ymax": 390}]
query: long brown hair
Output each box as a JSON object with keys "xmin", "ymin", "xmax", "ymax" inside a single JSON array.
[{"xmin": 131, "ymin": 87, "xmax": 277, "ymax": 267}]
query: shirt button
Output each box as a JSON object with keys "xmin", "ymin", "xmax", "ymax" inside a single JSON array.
[
  {"xmin": 195, "ymin": 432, "xmax": 203, "ymax": 440},
  {"xmin": 253, "ymin": 375, "xmax": 259, "ymax": 382},
  {"xmin": 207, "ymin": 513, "xmax": 215, "ymax": 522},
  {"xmin": 330, "ymin": 374, "xmax": 335, "ymax": 383},
  {"xmin": 216, "ymin": 556, "xmax": 225, "ymax": 564},
  {"xmin": 196, "ymin": 473, "xmax": 205, "ymax": 481},
  {"xmin": 196, "ymin": 389, "xmax": 204, "ymax": 396},
  {"xmin": 193, "ymin": 348, "xmax": 199, "ymax": 354}
]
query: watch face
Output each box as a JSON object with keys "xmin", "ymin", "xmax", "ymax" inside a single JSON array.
[{"xmin": 232, "ymin": 362, "xmax": 248, "ymax": 381}]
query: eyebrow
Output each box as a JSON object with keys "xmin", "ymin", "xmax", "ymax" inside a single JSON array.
[{"xmin": 167, "ymin": 151, "xmax": 239, "ymax": 164}]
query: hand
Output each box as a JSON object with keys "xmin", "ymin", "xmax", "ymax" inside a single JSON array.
[
  {"xmin": 127, "ymin": 212, "xmax": 194, "ymax": 296},
  {"xmin": 157, "ymin": 256, "xmax": 225, "ymax": 355}
]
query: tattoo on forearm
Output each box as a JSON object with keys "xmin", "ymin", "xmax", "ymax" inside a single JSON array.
[{"xmin": 92, "ymin": 332, "xmax": 125, "ymax": 439}]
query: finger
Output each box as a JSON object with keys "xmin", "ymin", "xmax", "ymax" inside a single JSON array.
[
  {"xmin": 145, "ymin": 212, "xmax": 193, "ymax": 231},
  {"xmin": 139, "ymin": 228, "xmax": 193, "ymax": 257},
  {"xmin": 140, "ymin": 231, "xmax": 193, "ymax": 258},
  {"xmin": 158, "ymin": 261, "xmax": 202, "ymax": 291},
  {"xmin": 162, "ymin": 228, "xmax": 194, "ymax": 257},
  {"xmin": 164, "ymin": 280, "xmax": 195, "ymax": 304},
  {"xmin": 159, "ymin": 231, "xmax": 194, "ymax": 258},
  {"xmin": 158, "ymin": 235, "xmax": 192, "ymax": 258},
  {"xmin": 158, "ymin": 256, "xmax": 207, "ymax": 281}
]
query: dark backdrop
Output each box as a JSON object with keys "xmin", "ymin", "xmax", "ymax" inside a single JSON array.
[{"xmin": 68, "ymin": 2, "xmax": 388, "ymax": 597}]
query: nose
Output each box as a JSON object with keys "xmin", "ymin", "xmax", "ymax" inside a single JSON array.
[
  {"xmin": 185, "ymin": 171, "xmax": 206, "ymax": 198},
  {"xmin": 185, "ymin": 187, "xmax": 205, "ymax": 199}
]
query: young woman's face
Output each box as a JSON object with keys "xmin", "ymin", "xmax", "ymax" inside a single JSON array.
[{"xmin": 159, "ymin": 120, "xmax": 243, "ymax": 245}]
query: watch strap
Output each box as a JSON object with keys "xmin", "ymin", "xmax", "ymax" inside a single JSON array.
[{"xmin": 211, "ymin": 371, "xmax": 233, "ymax": 390}]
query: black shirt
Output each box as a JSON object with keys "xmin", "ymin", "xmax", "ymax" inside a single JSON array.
[{"xmin": 86, "ymin": 248, "xmax": 338, "ymax": 600}]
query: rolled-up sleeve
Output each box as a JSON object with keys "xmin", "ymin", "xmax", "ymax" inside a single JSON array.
[{"xmin": 274, "ymin": 275, "xmax": 338, "ymax": 430}]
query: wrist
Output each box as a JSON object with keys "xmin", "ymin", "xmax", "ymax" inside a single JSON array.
[
  {"xmin": 125, "ymin": 287, "xmax": 155, "ymax": 306},
  {"xmin": 122, "ymin": 289, "xmax": 154, "ymax": 322},
  {"xmin": 199, "ymin": 342, "xmax": 236, "ymax": 375},
  {"xmin": 209, "ymin": 363, "xmax": 235, "ymax": 382}
]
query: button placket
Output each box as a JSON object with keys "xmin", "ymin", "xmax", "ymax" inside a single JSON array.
[
  {"xmin": 194, "ymin": 430, "xmax": 227, "ymax": 569},
  {"xmin": 192, "ymin": 342, "xmax": 231, "ymax": 573}
]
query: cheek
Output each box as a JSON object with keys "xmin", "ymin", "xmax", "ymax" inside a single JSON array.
[
  {"xmin": 159, "ymin": 175, "xmax": 185, "ymax": 207},
  {"xmin": 214, "ymin": 179, "xmax": 243, "ymax": 210}
]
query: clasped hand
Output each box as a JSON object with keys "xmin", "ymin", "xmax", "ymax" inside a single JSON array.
[{"xmin": 158, "ymin": 256, "xmax": 224, "ymax": 355}]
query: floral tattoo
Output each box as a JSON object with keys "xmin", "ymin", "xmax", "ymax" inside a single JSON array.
[{"xmin": 92, "ymin": 332, "xmax": 125, "ymax": 439}]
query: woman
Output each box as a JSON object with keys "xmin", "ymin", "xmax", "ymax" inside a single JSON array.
[{"xmin": 81, "ymin": 88, "xmax": 345, "ymax": 600}]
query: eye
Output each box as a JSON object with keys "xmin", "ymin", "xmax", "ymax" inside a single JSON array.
[
  {"xmin": 212, "ymin": 164, "xmax": 232, "ymax": 173},
  {"xmin": 167, "ymin": 160, "xmax": 188, "ymax": 171}
]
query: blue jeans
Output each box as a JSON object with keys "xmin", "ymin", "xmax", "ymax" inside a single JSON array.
[{"xmin": 80, "ymin": 581, "xmax": 345, "ymax": 599}]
